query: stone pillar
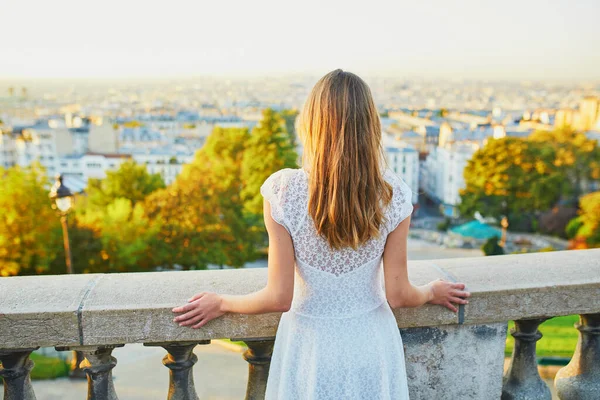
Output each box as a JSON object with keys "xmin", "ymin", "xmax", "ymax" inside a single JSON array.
[
  {"xmin": 144, "ymin": 341, "xmax": 210, "ymax": 400},
  {"xmin": 0, "ymin": 348, "xmax": 38, "ymax": 400},
  {"xmin": 555, "ymin": 313, "xmax": 600, "ymax": 400},
  {"xmin": 78, "ymin": 345, "xmax": 123, "ymax": 400},
  {"xmin": 502, "ymin": 318, "xmax": 551, "ymax": 400},
  {"xmin": 235, "ymin": 338, "xmax": 275, "ymax": 400}
]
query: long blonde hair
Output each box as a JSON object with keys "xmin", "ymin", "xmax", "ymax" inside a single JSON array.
[{"xmin": 297, "ymin": 69, "xmax": 392, "ymax": 250}]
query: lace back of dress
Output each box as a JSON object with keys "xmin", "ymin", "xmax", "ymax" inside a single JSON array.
[{"xmin": 261, "ymin": 168, "xmax": 413, "ymax": 278}]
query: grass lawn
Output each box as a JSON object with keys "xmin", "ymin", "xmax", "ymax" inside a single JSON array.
[
  {"xmin": 505, "ymin": 315, "xmax": 580, "ymax": 359},
  {"xmin": 29, "ymin": 353, "xmax": 71, "ymax": 380},
  {"xmin": 219, "ymin": 338, "xmax": 248, "ymax": 347}
]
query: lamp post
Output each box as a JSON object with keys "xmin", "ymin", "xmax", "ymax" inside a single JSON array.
[
  {"xmin": 49, "ymin": 175, "xmax": 73, "ymax": 274},
  {"xmin": 500, "ymin": 200, "xmax": 509, "ymax": 248},
  {"xmin": 49, "ymin": 175, "xmax": 85, "ymax": 379}
]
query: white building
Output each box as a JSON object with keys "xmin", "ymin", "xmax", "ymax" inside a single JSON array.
[
  {"xmin": 11, "ymin": 121, "xmax": 73, "ymax": 177},
  {"xmin": 0, "ymin": 129, "xmax": 17, "ymax": 168},
  {"xmin": 383, "ymin": 137, "xmax": 419, "ymax": 205},
  {"xmin": 421, "ymin": 142, "xmax": 480, "ymax": 218},
  {"xmin": 59, "ymin": 153, "xmax": 131, "ymax": 181},
  {"xmin": 129, "ymin": 148, "xmax": 195, "ymax": 185}
]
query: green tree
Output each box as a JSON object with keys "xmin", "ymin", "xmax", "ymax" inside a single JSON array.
[
  {"xmin": 529, "ymin": 128, "xmax": 600, "ymax": 200},
  {"xmin": 459, "ymin": 137, "xmax": 562, "ymax": 222},
  {"xmin": 78, "ymin": 198, "xmax": 160, "ymax": 272},
  {"xmin": 146, "ymin": 127, "xmax": 259, "ymax": 269},
  {"xmin": 280, "ymin": 109, "xmax": 299, "ymax": 146},
  {"xmin": 570, "ymin": 191, "xmax": 600, "ymax": 247},
  {"xmin": 0, "ymin": 164, "xmax": 61, "ymax": 276},
  {"xmin": 48, "ymin": 214, "xmax": 106, "ymax": 274},
  {"xmin": 241, "ymin": 108, "xmax": 298, "ymax": 217},
  {"xmin": 482, "ymin": 236, "xmax": 505, "ymax": 256},
  {"xmin": 86, "ymin": 160, "xmax": 165, "ymax": 208}
]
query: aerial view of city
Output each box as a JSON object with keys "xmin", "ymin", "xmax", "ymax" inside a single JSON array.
[{"xmin": 1, "ymin": 1, "xmax": 599, "ymax": 399}]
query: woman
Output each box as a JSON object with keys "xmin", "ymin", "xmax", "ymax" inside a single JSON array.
[{"xmin": 172, "ymin": 69, "xmax": 470, "ymax": 399}]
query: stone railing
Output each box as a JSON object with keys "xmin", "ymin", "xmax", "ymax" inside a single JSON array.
[{"xmin": 1, "ymin": 249, "xmax": 599, "ymax": 400}]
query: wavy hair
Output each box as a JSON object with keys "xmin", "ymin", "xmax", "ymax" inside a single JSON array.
[{"xmin": 297, "ymin": 69, "xmax": 392, "ymax": 250}]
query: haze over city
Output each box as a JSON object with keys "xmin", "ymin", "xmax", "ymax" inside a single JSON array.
[{"xmin": 2, "ymin": 0, "xmax": 599, "ymax": 81}]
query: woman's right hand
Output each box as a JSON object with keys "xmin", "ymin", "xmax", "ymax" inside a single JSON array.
[{"xmin": 427, "ymin": 279, "xmax": 470, "ymax": 313}]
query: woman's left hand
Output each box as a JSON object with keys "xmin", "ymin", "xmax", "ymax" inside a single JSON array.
[{"xmin": 172, "ymin": 292, "xmax": 225, "ymax": 329}]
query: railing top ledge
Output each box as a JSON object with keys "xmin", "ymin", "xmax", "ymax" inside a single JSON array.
[{"xmin": 1, "ymin": 249, "xmax": 599, "ymax": 349}]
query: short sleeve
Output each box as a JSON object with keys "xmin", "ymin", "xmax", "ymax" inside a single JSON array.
[
  {"xmin": 385, "ymin": 171, "xmax": 414, "ymax": 232},
  {"xmin": 260, "ymin": 169, "xmax": 294, "ymax": 234}
]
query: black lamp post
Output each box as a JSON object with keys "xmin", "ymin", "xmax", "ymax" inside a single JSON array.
[
  {"xmin": 49, "ymin": 175, "xmax": 85, "ymax": 379},
  {"xmin": 49, "ymin": 175, "xmax": 74, "ymax": 274},
  {"xmin": 500, "ymin": 200, "xmax": 509, "ymax": 248}
]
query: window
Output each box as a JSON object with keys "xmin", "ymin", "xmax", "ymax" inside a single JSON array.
[{"xmin": 87, "ymin": 163, "xmax": 102, "ymax": 169}]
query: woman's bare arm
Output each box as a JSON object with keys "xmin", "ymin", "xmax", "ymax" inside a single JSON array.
[
  {"xmin": 219, "ymin": 199, "xmax": 295, "ymax": 314},
  {"xmin": 171, "ymin": 200, "xmax": 295, "ymax": 328},
  {"xmin": 382, "ymin": 215, "xmax": 470, "ymax": 312}
]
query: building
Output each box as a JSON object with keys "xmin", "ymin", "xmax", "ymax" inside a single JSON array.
[
  {"xmin": 577, "ymin": 97, "xmax": 600, "ymax": 132},
  {"xmin": 129, "ymin": 147, "xmax": 195, "ymax": 185},
  {"xmin": 59, "ymin": 153, "xmax": 131, "ymax": 181},
  {"xmin": 0, "ymin": 128, "xmax": 17, "ymax": 168},
  {"xmin": 383, "ymin": 137, "xmax": 419, "ymax": 205},
  {"xmin": 12, "ymin": 121, "xmax": 73, "ymax": 177},
  {"xmin": 555, "ymin": 97, "xmax": 600, "ymax": 132},
  {"xmin": 421, "ymin": 142, "xmax": 480, "ymax": 218}
]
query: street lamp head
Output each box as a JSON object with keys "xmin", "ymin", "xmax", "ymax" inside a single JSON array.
[{"xmin": 49, "ymin": 174, "xmax": 74, "ymax": 213}]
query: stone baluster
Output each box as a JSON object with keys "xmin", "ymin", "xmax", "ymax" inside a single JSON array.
[
  {"xmin": 57, "ymin": 345, "xmax": 123, "ymax": 400},
  {"xmin": 555, "ymin": 313, "xmax": 600, "ymax": 400},
  {"xmin": 502, "ymin": 318, "xmax": 551, "ymax": 400},
  {"xmin": 234, "ymin": 338, "xmax": 275, "ymax": 400},
  {"xmin": 144, "ymin": 340, "xmax": 210, "ymax": 400},
  {"xmin": 0, "ymin": 348, "xmax": 38, "ymax": 400}
]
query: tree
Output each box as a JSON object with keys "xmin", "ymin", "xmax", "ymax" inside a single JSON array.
[
  {"xmin": 459, "ymin": 137, "xmax": 563, "ymax": 225},
  {"xmin": 529, "ymin": 128, "xmax": 600, "ymax": 200},
  {"xmin": 241, "ymin": 109, "xmax": 298, "ymax": 217},
  {"xmin": 482, "ymin": 236, "xmax": 505, "ymax": 256},
  {"xmin": 146, "ymin": 127, "xmax": 259, "ymax": 269},
  {"xmin": 47, "ymin": 214, "xmax": 106, "ymax": 274},
  {"xmin": 86, "ymin": 160, "xmax": 165, "ymax": 208},
  {"xmin": 280, "ymin": 109, "xmax": 299, "ymax": 146},
  {"xmin": 537, "ymin": 206, "xmax": 578, "ymax": 238},
  {"xmin": 71, "ymin": 160, "xmax": 165, "ymax": 273},
  {"xmin": 0, "ymin": 164, "xmax": 61, "ymax": 276},
  {"xmin": 569, "ymin": 192, "xmax": 600, "ymax": 247},
  {"xmin": 77, "ymin": 198, "xmax": 160, "ymax": 272}
]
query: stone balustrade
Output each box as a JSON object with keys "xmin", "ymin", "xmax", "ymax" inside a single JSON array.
[{"xmin": 1, "ymin": 249, "xmax": 599, "ymax": 400}]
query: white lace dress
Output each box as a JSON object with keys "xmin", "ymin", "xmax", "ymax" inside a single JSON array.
[{"xmin": 260, "ymin": 168, "xmax": 413, "ymax": 400}]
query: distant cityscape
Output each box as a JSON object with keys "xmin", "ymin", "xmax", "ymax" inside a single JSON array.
[{"xmin": 1, "ymin": 76, "xmax": 599, "ymax": 218}]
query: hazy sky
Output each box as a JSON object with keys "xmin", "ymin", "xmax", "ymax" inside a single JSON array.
[{"xmin": 2, "ymin": 0, "xmax": 599, "ymax": 80}]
